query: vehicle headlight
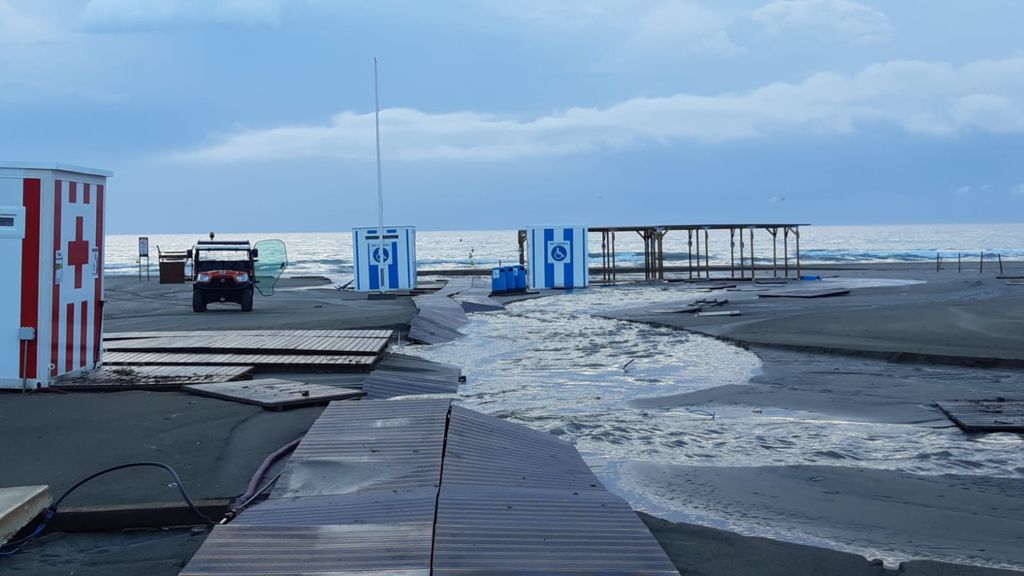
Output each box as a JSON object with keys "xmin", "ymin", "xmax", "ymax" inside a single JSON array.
[
  {"xmin": 237, "ymin": 273, "xmax": 249, "ymax": 282},
  {"xmin": 197, "ymin": 273, "xmax": 210, "ymax": 282}
]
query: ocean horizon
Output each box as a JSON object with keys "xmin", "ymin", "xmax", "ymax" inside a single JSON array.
[{"xmin": 105, "ymin": 222, "xmax": 1024, "ymax": 279}]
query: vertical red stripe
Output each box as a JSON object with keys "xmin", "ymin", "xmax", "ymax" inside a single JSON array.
[
  {"xmin": 50, "ymin": 181, "xmax": 62, "ymax": 377},
  {"xmin": 69, "ymin": 181, "xmax": 77, "ymax": 203},
  {"xmin": 93, "ymin": 185, "xmax": 104, "ymax": 365},
  {"xmin": 83, "ymin": 183, "xmax": 91, "ymax": 204},
  {"xmin": 80, "ymin": 301, "xmax": 88, "ymax": 368},
  {"xmin": 20, "ymin": 179, "xmax": 41, "ymax": 380},
  {"xmin": 73, "ymin": 216, "xmax": 84, "ymax": 289},
  {"xmin": 65, "ymin": 303, "xmax": 74, "ymax": 372}
]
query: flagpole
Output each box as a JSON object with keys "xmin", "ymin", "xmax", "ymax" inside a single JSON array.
[{"xmin": 373, "ymin": 57, "xmax": 385, "ymax": 292}]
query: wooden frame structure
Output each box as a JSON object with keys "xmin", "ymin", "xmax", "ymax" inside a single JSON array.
[{"xmin": 519, "ymin": 224, "xmax": 808, "ymax": 284}]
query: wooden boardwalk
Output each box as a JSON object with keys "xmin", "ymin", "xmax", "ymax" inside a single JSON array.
[
  {"xmin": 96, "ymin": 329, "xmax": 394, "ymax": 375},
  {"xmin": 104, "ymin": 351, "xmax": 377, "ymax": 371},
  {"xmin": 105, "ymin": 334, "xmax": 389, "ymax": 356},
  {"xmin": 183, "ymin": 378, "xmax": 364, "ymax": 410},
  {"xmin": 408, "ymin": 279, "xmax": 471, "ymax": 344},
  {"xmin": 55, "ymin": 365, "xmax": 253, "ymax": 390},
  {"xmin": 104, "ymin": 329, "xmax": 393, "ymax": 340},
  {"xmin": 180, "ymin": 399, "xmax": 677, "ymax": 576},
  {"xmin": 937, "ymin": 399, "xmax": 1024, "ymax": 432}
]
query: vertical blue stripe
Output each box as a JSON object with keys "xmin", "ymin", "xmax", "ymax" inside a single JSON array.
[
  {"xmin": 388, "ymin": 240, "xmax": 399, "ymax": 288},
  {"xmin": 563, "ymin": 227, "xmax": 573, "ymax": 288},
  {"xmin": 368, "ymin": 247, "xmax": 380, "ymax": 290},
  {"xmin": 543, "ymin": 228, "xmax": 555, "ymax": 288},
  {"xmin": 530, "ymin": 228, "xmax": 537, "ymax": 289},
  {"xmin": 405, "ymin": 231, "xmax": 413, "ymax": 288},
  {"xmin": 353, "ymin": 230, "xmax": 362, "ymax": 290}
]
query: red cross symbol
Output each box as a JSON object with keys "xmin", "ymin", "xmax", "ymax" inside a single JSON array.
[{"xmin": 67, "ymin": 216, "xmax": 90, "ymax": 289}]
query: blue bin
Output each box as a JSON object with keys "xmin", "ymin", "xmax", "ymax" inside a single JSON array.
[
  {"xmin": 514, "ymin": 265, "xmax": 527, "ymax": 290},
  {"xmin": 503, "ymin": 266, "xmax": 516, "ymax": 291},
  {"xmin": 491, "ymin": 267, "xmax": 507, "ymax": 293}
]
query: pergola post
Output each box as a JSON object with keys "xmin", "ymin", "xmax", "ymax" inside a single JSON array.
[
  {"xmin": 784, "ymin": 227, "xmax": 790, "ymax": 278},
  {"xmin": 703, "ymin": 228, "xmax": 710, "ymax": 279},
  {"xmin": 749, "ymin": 227, "xmax": 755, "ymax": 281},
  {"xmin": 730, "ymin": 228, "xmax": 735, "ymax": 279}
]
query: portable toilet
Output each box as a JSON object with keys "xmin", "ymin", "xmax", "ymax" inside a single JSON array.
[
  {"xmin": 525, "ymin": 226, "xmax": 589, "ymax": 289},
  {"xmin": 353, "ymin": 226, "xmax": 417, "ymax": 291},
  {"xmin": 0, "ymin": 163, "xmax": 111, "ymax": 389}
]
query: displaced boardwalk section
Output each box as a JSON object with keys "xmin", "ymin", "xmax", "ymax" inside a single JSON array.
[
  {"xmin": 180, "ymin": 399, "xmax": 676, "ymax": 575},
  {"xmin": 937, "ymin": 399, "xmax": 1024, "ymax": 432},
  {"xmin": 58, "ymin": 330, "xmax": 396, "ymax": 392},
  {"xmin": 408, "ymin": 277, "xmax": 505, "ymax": 344}
]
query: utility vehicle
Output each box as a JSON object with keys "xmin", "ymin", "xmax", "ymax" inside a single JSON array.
[{"xmin": 190, "ymin": 239, "xmax": 287, "ymax": 312}]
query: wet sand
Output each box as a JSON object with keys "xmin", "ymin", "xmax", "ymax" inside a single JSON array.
[
  {"xmin": 615, "ymin": 263, "xmax": 1024, "ymax": 366},
  {"xmin": 629, "ymin": 464, "xmax": 1024, "ymax": 572},
  {"xmin": 605, "ymin": 263, "xmax": 1024, "ymax": 573}
]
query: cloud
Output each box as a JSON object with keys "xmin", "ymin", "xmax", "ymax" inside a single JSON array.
[
  {"xmin": 175, "ymin": 56, "xmax": 1024, "ymax": 163},
  {"xmin": 1012, "ymin": 184, "xmax": 1024, "ymax": 197},
  {"xmin": 752, "ymin": 0, "xmax": 892, "ymax": 42},
  {"xmin": 953, "ymin": 185, "xmax": 972, "ymax": 196},
  {"xmin": 80, "ymin": 0, "xmax": 285, "ymax": 30},
  {"xmin": 484, "ymin": 1, "xmax": 744, "ymax": 58},
  {"xmin": 0, "ymin": 1, "xmax": 57, "ymax": 44},
  {"xmin": 628, "ymin": 2, "xmax": 745, "ymax": 57}
]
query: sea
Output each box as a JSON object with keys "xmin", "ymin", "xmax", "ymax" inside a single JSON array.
[
  {"xmin": 105, "ymin": 223, "xmax": 1024, "ymax": 568},
  {"xmin": 105, "ymin": 223, "xmax": 1024, "ymax": 279}
]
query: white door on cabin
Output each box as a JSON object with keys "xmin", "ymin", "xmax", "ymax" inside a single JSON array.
[{"xmin": 51, "ymin": 180, "xmax": 103, "ymax": 377}]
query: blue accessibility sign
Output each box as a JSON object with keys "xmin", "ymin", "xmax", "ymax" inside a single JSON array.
[
  {"xmin": 551, "ymin": 245, "xmax": 567, "ymax": 261},
  {"xmin": 547, "ymin": 241, "xmax": 571, "ymax": 263},
  {"xmin": 372, "ymin": 246, "xmax": 391, "ymax": 264}
]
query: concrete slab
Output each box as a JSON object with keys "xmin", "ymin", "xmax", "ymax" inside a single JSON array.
[{"xmin": 0, "ymin": 485, "xmax": 51, "ymax": 544}]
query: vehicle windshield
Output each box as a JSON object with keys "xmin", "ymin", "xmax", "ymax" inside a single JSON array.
[
  {"xmin": 254, "ymin": 239, "xmax": 287, "ymax": 296},
  {"xmin": 195, "ymin": 248, "xmax": 251, "ymax": 262}
]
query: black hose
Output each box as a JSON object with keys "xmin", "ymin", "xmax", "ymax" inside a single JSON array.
[{"xmin": 0, "ymin": 461, "xmax": 212, "ymax": 558}]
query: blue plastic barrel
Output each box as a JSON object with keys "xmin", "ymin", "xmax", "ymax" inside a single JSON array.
[
  {"xmin": 514, "ymin": 265, "xmax": 527, "ymax": 290},
  {"xmin": 491, "ymin": 267, "xmax": 507, "ymax": 293}
]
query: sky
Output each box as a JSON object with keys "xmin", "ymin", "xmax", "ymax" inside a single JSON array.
[{"xmin": 1, "ymin": 0, "xmax": 1023, "ymax": 233}]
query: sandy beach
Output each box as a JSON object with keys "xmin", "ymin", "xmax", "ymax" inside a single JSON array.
[{"xmin": 3, "ymin": 266, "xmax": 1023, "ymax": 575}]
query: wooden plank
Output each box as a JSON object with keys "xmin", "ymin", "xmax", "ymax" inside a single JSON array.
[
  {"xmin": 105, "ymin": 334, "xmax": 389, "ymax": 356},
  {"xmin": 180, "ymin": 524, "xmax": 434, "ymax": 576},
  {"xmin": 104, "ymin": 329, "xmax": 394, "ymax": 341},
  {"xmin": 103, "ymin": 351, "xmax": 377, "ymax": 372},
  {"xmin": 183, "ymin": 378, "xmax": 364, "ymax": 410},
  {"xmin": 936, "ymin": 400, "xmax": 1024, "ymax": 432},
  {"xmin": 272, "ymin": 399, "xmax": 452, "ymax": 499},
  {"xmin": 54, "ymin": 365, "xmax": 253, "ymax": 390}
]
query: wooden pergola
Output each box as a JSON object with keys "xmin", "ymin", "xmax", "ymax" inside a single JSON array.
[{"xmin": 518, "ymin": 224, "xmax": 808, "ymax": 284}]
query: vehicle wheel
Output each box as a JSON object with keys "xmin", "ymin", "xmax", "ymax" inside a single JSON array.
[
  {"xmin": 192, "ymin": 291, "xmax": 206, "ymax": 312},
  {"xmin": 240, "ymin": 288, "xmax": 254, "ymax": 312}
]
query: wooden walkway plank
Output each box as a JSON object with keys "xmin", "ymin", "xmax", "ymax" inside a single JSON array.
[
  {"xmin": 103, "ymin": 351, "xmax": 377, "ymax": 372},
  {"xmin": 104, "ymin": 329, "xmax": 394, "ymax": 341},
  {"xmin": 937, "ymin": 399, "xmax": 1024, "ymax": 432},
  {"xmin": 183, "ymin": 378, "xmax": 364, "ymax": 410},
  {"xmin": 180, "ymin": 399, "xmax": 676, "ymax": 576},
  {"xmin": 105, "ymin": 334, "xmax": 389, "ymax": 356},
  {"xmin": 54, "ymin": 365, "xmax": 253, "ymax": 390}
]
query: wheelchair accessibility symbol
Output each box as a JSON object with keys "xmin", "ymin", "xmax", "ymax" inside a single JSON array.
[
  {"xmin": 547, "ymin": 241, "xmax": 571, "ymax": 264},
  {"xmin": 372, "ymin": 246, "xmax": 391, "ymax": 265}
]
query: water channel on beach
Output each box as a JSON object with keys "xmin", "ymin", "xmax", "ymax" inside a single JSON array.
[{"xmin": 401, "ymin": 282, "xmax": 1024, "ymax": 566}]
